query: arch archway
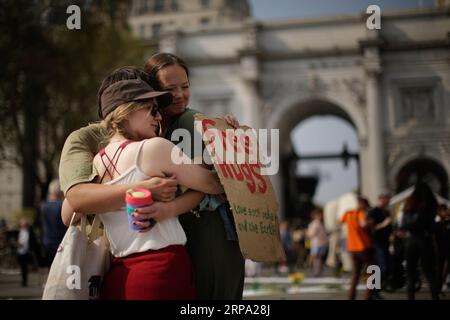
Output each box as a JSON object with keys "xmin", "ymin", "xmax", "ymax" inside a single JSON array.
[
  {"xmin": 396, "ymin": 158, "xmax": 449, "ymax": 197},
  {"xmin": 269, "ymin": 95, "xmax": 366, "ymax": 154},
  {"xmin": 267, "ymin": 95, "xmax": 365, "ymax": 218}
]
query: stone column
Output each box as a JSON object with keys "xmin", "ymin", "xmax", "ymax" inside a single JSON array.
[
  {"xmin": 239, "ymin": 57, "xmax": 261, "ymax": 128},
  {"xmin": 238, "ymin": 20, "xmax": 262, "ymax": 129},
  {"xmin": 360, "ymin": 31, "xmax": 387, "ymax": 203}
]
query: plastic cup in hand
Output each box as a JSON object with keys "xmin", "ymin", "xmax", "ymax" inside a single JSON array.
[{"xmin": 125, "ymin": 188, "xmax": 153, "ymax": 230}]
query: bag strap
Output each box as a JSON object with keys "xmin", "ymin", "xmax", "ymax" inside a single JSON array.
[
  {"xmin": 69, "ymin": 212, "xmax": 78, "ymax": 226},
  {"xmin": 133, "ymin": 140, "xmax": 147, "ymax": 166},
  {"xmin": 68, "ymin": 212, "xmax": 101, "ymax": 242},
  {"xmin": 69, "ymin": 212, "xmax": 87, "ymax": 233},
  {"xmin": 88, "ymin": 215, "xmax": 103, "ymax": 242}
]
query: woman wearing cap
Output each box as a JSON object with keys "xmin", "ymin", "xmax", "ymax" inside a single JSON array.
[
  {"xmin": 60, "ymin": 67, "xmax": 224, "ymax": 300},
  {"xmin": 141, "ymin": 53, "xmax": 245, "ymax": 300},
  {"xmin": 59, "ymin": 67, "xmax": 180, "ymax": 227},
  {"xmin": 94, "ymin": 72, "xmax": 224, "ymax": 300},
  {"xmin": 58, "ymin": 66, "xmax": 241, "ymax": 299}
]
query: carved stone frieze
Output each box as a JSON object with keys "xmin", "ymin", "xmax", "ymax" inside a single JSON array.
[
  {"xmin": 341, "ymin": 77, "xmax": 366, "ymax": 106},
  {"xmin": 261, "ymin": 72, "xmax": 367, "ymax": 114},
  {"xmin": 388, "ymin": 144, "xmax": 403, "ymax": 167},
  {"xmin": 397, "ymin": 86, "xmax": 437, "ymax": 125},
  {"xmin": 262, "ymin": 78, "xmax": 308, "ymax": 101}
]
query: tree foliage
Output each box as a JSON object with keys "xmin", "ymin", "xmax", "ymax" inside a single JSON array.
[{"xmin": 0, "ymin": 0, "xmax": 147, "ymax": 207}]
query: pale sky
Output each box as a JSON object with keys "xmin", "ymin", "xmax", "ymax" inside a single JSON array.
[
  {"xmin": 291, "ymin": 117, "xmax": 359, "ymax": 205},
  {"xmin": 248, "ymin": 0, "xmax": 434, "ymax": 205},
  {"xmin": 249, "ymin": 0, "xmax": 434, "ymax": 21}
]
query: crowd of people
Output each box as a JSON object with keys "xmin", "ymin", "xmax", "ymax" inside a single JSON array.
[{"xmin": 279, "ymin": 183, "xmax": 450, "ymax": 300}]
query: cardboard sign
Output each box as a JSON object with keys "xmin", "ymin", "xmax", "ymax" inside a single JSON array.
[{"xmin": 194, "ymin": 114, "xmax": 286, "ymax": 263}]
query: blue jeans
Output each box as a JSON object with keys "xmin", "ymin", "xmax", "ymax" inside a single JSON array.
[{"xmin": 373, "ymin": 243, "xmax": 389, "ymax": 280}]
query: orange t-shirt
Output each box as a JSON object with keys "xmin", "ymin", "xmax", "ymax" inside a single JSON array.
[{"xmin": 340, "ymin": 209, "xmax": 372, "ymax": 252}]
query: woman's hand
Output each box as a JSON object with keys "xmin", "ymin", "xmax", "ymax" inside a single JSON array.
[
  {"xmin": 131, "ymin": 201, "xmax": 176, "ymax": 233},
  {"xmin": 138, "ymin": 175, "xmax": 178, "ymax": 202},
  {"xmin": 223, "ymin": 114, "xmax": 240, "ymax": 128}
]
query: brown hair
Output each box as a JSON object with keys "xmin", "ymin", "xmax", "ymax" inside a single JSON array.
[
  {"xmin": 310, "ymin": 207, "xmax": 323, "ymax": 220},
  {"xmin": 404, "ymin": 182, "xmax": 438, "ymax": 215},
  {"xmin": 144, "ymin": 53, "xmax": 190, "ymax": 90}
]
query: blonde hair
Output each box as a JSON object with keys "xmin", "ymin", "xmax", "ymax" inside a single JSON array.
[{"xmin": 103, "ymin": 100, "xmax": 157, "ymax": 142}]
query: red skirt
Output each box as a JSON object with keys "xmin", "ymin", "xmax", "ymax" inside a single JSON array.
[{"xmin": 100, "ymin": 245, "xmax": 195, "ymax": 300}]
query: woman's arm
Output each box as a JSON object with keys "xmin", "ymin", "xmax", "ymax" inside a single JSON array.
[
  {"xmin": 143, "ymin": 138, "xmax": 224, "ymax": 195},
  {"xmin": 61, "ymin": 198, "xmax": 80, "ymax": 226},
  {"xmin": 131, "ymin": 190, "xmax": 205, "ymax": 231},
  {"xmin": 65, "ymin": 176, "xmax": 178, "ymax": 214}
]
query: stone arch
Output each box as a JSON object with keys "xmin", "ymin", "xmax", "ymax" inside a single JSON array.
[
  {"xmin": 265, "ymin": 92, "xmax": 365, "ymax": 217},
  {"xmin": 267, "ymin": 92, "xmax": 366, "ymax": 155},
  {"xmin": 388, "ymin": 149, "xmax": 450, "ymax": 197}
]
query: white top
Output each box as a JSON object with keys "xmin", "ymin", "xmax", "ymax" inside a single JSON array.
[
  {"xmin": 307, "ymin": 219, "xmax": 328, "ymax": 249},
  {"xmin": 99, "ymin": 140, "xmax": 186, "ymax": 258},
  {"xmin": 17, "ymin": 228, "xmax": 29, "ymax": 255}
]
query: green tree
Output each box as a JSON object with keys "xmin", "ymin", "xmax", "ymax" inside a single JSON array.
[{"xmin": 0, "ymin": 0, "xmax": 147, "ymax": 211}]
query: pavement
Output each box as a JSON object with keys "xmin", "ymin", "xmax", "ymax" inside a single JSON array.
[
  {"xmin": 243, "ymin": 276, "xmax": 449, "ymax": 300},
  {"xmin": 0, "ymin": 268, "xmax": 48, "ymax": 300},
  {"xmin": 1, "ymin": 266, "xmax": 449, "ymax": 300}
]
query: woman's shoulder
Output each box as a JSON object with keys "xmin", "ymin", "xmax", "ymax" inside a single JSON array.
[
  {"xmin": 140, "ymin": 137, "xmax": 176, "ymax": 159},
  {"xmin": 142, "ymin": 137, "xmax": 173, "ymax": 148},
  {"xmin": 136, "ymin": 138, "xmax": 179, "ymax": 175}
]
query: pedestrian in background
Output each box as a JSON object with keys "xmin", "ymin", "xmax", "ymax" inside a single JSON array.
[
  {"xmin": 340, "ymin": 197, "xmax": 378, "ymax": 300},
  {"xmin": 16, "ymin": 218, "xmax": 38, "ymax": 287},
  {"xmin": 367, "ymin": 192, "xmax": 392, "ymax": 289},
  {"xmin": 436, "ymin": 204, "xmax": 450, "ymax": 293},
  {"xmin": 402, "ymin": 182, "xmax": 440, "ymax": 300},
  {"xmin": 307, "ymin": 208, "xmax": 328, "ymax": 277},
  {"xmin": 279, "ymin": 220, "xmax": 295, "ymax": 273},
  {"xmin": 41, "ymin": 179, "xmax": 67, "ymax": 266}
]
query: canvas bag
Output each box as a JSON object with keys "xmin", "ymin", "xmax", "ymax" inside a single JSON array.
[{"xmin": 42, "ymin": 213, "xmax": 110, "ymax": 300}]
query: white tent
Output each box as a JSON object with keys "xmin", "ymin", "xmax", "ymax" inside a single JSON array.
[
  {"xmin": 389, "ymin": 186, "xmax": 450, "ymax": 208},
  {"xmin": 389, "ymin": 186, "xmax": 450, "ymax": 225},
  {"xmin": 323, "ymin": 192, "xmax": 358, "ymax": 231}
]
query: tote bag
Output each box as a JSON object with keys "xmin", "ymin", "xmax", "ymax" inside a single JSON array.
[{"xmin": 42, "ymin": 213, "xmax": 110, "ymax": 300}]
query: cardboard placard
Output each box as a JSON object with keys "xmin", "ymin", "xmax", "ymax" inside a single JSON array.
[{"xmin": 194, "ymin": 114, "xmax": 286, "ymax": 263}]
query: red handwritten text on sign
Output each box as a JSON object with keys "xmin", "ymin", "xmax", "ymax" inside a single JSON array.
[{"xmin": 201, "ymin": 118, "xmax": 266, "ymax": 194}]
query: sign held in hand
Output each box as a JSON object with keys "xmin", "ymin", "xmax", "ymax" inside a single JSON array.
[{"xmin": 195, "ymin": 114, "xmax": 286, "ymax": 263}]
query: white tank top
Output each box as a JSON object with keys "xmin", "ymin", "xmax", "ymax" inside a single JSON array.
[{"xmin": 99, "ymin": 140, "xmax": 186, "ymax": 258}]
